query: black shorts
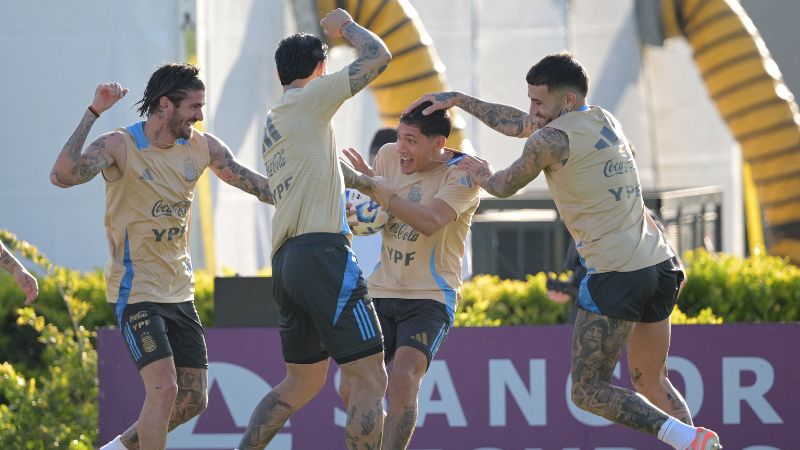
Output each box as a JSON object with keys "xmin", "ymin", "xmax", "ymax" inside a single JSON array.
[
  {"xmin": 114, "ymin": 300, "xmax": 208, "ymax": 371},
  {"xmin": 272, "ymin": 233, "xmax": 383, "ymax": 365},
  {"xmin": 577, "ymin": 256, "xmax": 684, "ymax": 323},
  {"xmin": 375, "ymin": 297, "xmax": 452, "ymax": 369}
]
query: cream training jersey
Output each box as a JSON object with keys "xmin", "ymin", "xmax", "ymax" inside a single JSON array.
[
  {"xmin": 105, "ymin": 122, "xmax": 209, "ymax": 309},
  {"xmin": 366, "ymin": 143, "xmax": 480, "ymax": 317},
  {"xmin": 262, "ymin": 67, "xmax": 353, "ymax": 254},
  {"xmin": 544, "ymin": 106, "xmax": 673, "ymax": 273}
]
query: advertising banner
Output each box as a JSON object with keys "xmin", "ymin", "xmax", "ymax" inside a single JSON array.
[{"xmin": 98, "ymin": 324, "xmax": 799, "ymax": 449}]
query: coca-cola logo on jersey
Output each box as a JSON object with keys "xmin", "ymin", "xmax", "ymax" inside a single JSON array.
[{"xmin": 152, "ymin": 200, "xmax": 190, "ymax": 218}]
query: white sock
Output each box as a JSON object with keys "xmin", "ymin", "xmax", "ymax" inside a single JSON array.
[
  {"xmin": 658, "ymin": 417, "xmax": 697, "ymax": 449},
  {"xmin": 99, "ymin": 435, "xmax": 126, "ymax": 450}
]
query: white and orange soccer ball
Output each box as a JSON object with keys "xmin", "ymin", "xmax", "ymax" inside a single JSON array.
[{"xmin": 345, "ymin": 188, "xmax": 389, "ymax": 236}]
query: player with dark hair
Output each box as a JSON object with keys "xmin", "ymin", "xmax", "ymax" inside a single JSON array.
[
  {"xmin": 51, "ymin": 63, "xmax": 273, "ymax": 450},
  {"xmin": 410, "ymin": 52, "xmax": 721, "ymax": 450},
  {"xmin": 237, "ymin": 8, "xmax": 393, "ymax": 450},
  {"xmin": 342, "ymin": 101, "xmax": 479, "ymax": 449}
]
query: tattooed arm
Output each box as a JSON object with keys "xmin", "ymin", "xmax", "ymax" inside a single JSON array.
[
  {"xmin": 320, "ymin": 8, "xmax": 392, "ymax": 95},
  {"xmin": 50, "ymin": 83, "xmax": 128, "ymax": 188},
  {"xmin": 458, "ymin": 127, "xmax": 569, "ymax": 198},
  {"xmin": 340, "ymin": 160, "xmax": 394, "ymax": 208},
  {"xmin": 207, "ymin": 133, "xmax": 274, "ymax": 204},
  {"xmin": 407, "ymin": 91, "xmax": 538, "ymax": 138},
  {"xmin": 0, "ymin": 241, "xmax": 38, "ymax": 304}
]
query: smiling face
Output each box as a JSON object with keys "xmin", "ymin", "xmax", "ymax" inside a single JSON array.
[
  {"xmin": 164, "ymin": 89, "xmax": 205, "ymax": 140},
  {"xmin": 395, "ymin": 122, "xmax": 446, "ymax": 175},
  {"xmin": 527, "ymin": 84, "xmax": 574, "ymax": 128}
]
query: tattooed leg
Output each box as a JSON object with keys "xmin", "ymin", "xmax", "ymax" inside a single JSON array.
[
  {"xmin": 570, "ymin": 309, "xmax": 670, "ymax": 436},
  {"xmin": 627, "ymin": 319, "xmax": 693, "ymax": 425},
  {"xmin": 120, "ymin": 367, "xmax": 208, "ymax": 449},
  {"xmin": 383, "ymin": 347, "xmax": 427, "ymax": 450},
  {"xmin": 341, "ymin": 352, "xmax": 387, "ymax": 450},
  {"xmin": 238, "ymin": 360, "xmax": 330, "ymax": 450}
]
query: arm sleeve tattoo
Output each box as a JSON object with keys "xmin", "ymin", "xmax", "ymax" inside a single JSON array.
[
  {"xmin": 456, "ymin": 93, "xmax": 539, "ymax": 138},
  {"xmin": 342, "ymin": 22, "xmax": 391, "ymax": 95},
  {"xmin": 341, "ymin": 160, "xmax": 376, "ymax": 194},
  {"xmin": 209, "ymin": 136, "xmax": 274, "ymax": 204},
  {"xmin": 484, "ymin": 127, "xmax": 569, "ymax": 197}
]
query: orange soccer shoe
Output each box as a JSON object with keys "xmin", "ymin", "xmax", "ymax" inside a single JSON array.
[{"xmin": 686, "ymin": 427, "xmax": 722, "ymax": 450}]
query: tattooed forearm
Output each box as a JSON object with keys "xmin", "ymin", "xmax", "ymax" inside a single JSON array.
[
  {"xmin": 341, "ymin": 161, "xmax": 376, "ymax": 193},
  {"xmin": 343, "ymin": 22, "xmax": 391, "ymax": 95},
  {"xmin": 219, "ymin": 157, "xmax": 274, "ymax": 204},
  {"xmin": 238, "ymin": 392, "xmax": 294, "ymax": 450},
  {"xmin": 209, "ymin": 135, "xmax": 275, "ymax": 204},
  {"xmin": 482, "ymin": 128, "xmax": 568, "ymax": 197},
  {"xmin": 457, "ymin": 93, "xmax": 538, "ymax": 137},
  {"xmin": 51, "ymin": 111, "xmax": 109, "ymax": 187}
]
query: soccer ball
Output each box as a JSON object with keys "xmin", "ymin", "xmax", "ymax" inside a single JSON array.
[{"xmin": 345, "ymin": 188, "xmax": 389, "ymax": 236}]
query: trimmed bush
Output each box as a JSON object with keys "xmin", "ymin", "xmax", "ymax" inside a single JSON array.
[
  {"xmin": 678, "ymin": 249, "xmax": 800, "ymax": 322},
  {"xmin": 0, "ymin": 309, "xmax": 97, "ymax": 449}
]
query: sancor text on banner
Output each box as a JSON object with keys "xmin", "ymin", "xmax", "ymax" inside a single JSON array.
[{"xmin": 98, "ymin": 324, "xmax": 799, "ymax": 450}]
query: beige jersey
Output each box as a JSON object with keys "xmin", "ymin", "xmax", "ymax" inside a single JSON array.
[
  {"xmin": 366, "ymin": 143, "xmax": 480, "ymax": 316},
  {"xmin": 262, "ymin": 67, "xmax": 353, "ymax": 254},
  {"xmin": 105, "ymin": 121, "xmax": 209, "ymax": 306},
  {"xmin": 545, "ymin": 106, "xmax": 673, "ymax": 273}
]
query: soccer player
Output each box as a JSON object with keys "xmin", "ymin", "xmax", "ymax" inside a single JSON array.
[
  {"xmin": 237, "ymin": 9, "xmax": 392, "ymax": 450},
  {"xmin": 341, "ymin": 101, "xmax": 480, "ymax": 449},
  {"xmin": 411, "ymin": 52, "xmax": 721, "ymax": 450},
  {"xmin": 50, "ymin": 63, "xmax": 274, "ymax": 450}
]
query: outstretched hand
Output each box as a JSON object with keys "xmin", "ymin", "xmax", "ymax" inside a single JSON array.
[
  {"xmin": 341, "ymin": 147, "xmax": 374, "ymax": 177},
  {"xmin": 456, "ymin": 155, "xmax": 494, "ymax": 187},
  {"xmin": 404, "ymin": 91, "xmax": 459, "ymax": 116},
  {"xmin": 92, "ymin": 82, "xmax": 128, "ymax": 115}
]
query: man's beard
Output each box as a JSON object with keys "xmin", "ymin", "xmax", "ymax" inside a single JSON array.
[{"xmin": 169, "ymin": 117, "xmax": 193, "ymax": 140}]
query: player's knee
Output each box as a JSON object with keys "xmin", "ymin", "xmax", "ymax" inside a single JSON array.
[
  {"xmin": 388, "ymin": 366, "xmax": 424, "ymax": 398},
  {"xmin": 147, "ymin": 379, "xmax": 179, "ymax": 406},
  {"xmin": 342, "ymin": 359, "xmax": 387, "ymax": 395}
]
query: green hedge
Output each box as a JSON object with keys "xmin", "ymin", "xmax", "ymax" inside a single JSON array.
[
  {"xmin": 3, "ymin": 249, "xmax": 798, "ymax": 337},
  {"xmin": 457, "ymin": 249, "xmax": 799, "ymax": 326}
]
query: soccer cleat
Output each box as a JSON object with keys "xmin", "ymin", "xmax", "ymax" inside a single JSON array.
[{"xmin": 686, "ymin": 427, "xmax": 722, "ymax": 450}]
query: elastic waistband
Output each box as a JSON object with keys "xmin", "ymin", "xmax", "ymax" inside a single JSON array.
[{"xmin": 281, "ymin": 232, "xmax": 349, "ymax": 249}]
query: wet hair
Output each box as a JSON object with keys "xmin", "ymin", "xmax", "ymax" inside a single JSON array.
[
  {"xmin": 399, "ymin": 101, "xmax": 451, "ymax": 138},
  {"xmin": 526, "ymin": 52, "xmax": 589, "ymax": 97},
  {"xmin": 275, "ymin": 33, "xmax": 328, "ymax": 86},
  {"xmin": 135, "ymin": 63, "xmax": 205, "ymax": 118},
  {"xmin": 369, "ymin": 128, "xmax": 398, "ymax": 158}
]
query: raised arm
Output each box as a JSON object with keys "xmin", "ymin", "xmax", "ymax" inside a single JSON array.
[
  {"xmin": 0, "ymin": 240, "xmax": 38, "ymax": 304},
  {"xmin": 459, "ymin": 127, "xmax": 569, "ymax": 198},
  {"xmin": 206, "ymin": 133, "xmax": 274, "ymax": 204},
  {"xmin": 320, "ymin": 9, "xmax": 392, "ymax": 96},
  {"xmin": 50, "ymin": 83, "xmax": 128, "ymax": 187},
  {"xmin": 408, "ymin": 91, "xmax": 538, "ymax": 138}
]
